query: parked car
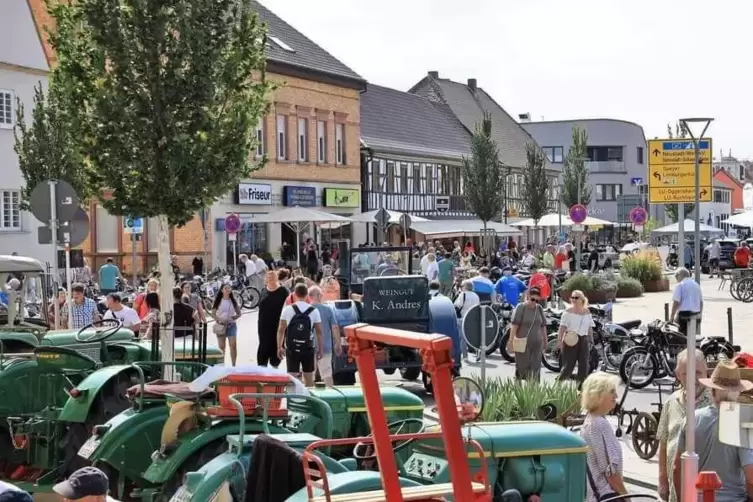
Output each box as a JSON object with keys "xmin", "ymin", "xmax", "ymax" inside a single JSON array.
[{"xmin": 701, "ymin": 238, "xmax": 740, "ymax": 273}]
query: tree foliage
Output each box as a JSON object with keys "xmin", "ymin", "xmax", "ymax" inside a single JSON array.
[
  {"xmin": 46, "ymin": 0, "xmax": 272, "ymax": 225},
  {"xmin": 14, "ymin": 82, "xmax": 98, "ymax": 210},
  {"xmin": 521, "ymin": 143, "xmax": 549, "ymax": 225},
  {"xmin": 664, "ymin": 203, "xmax": 694, "ymax": 222},
  {"xmin": 461, "ymin": 113, "xmax": 505, "ymax": 226},
  {"xmin": 561, "ymin": 125, "xmax": 592, "ymax": 207}
]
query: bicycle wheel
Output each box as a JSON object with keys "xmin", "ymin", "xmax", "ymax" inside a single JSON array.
[
  {"xmin": 740, "ymin": 277, "xmax": 753, "ymax": 303},
  {"xmin": 730, "ymin": 278, "xmax": 743, "ymax": 301},
  {"xmin": 241, "ymin": 286, "xmax": 261, "ymax": 309}
]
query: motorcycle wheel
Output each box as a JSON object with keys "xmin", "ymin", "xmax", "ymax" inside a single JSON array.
[
  {"xmin": 498, "ymin": 328, "xmax": 515, "ymax": 363},
  {"xmin": 619, "ymin": 347, "xmax": 656, "ymax": 389},
  {"xmin": 542, "ymin": 335, "xmax": 561, "ymax": 373}
]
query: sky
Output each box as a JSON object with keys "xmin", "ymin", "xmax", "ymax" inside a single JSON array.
[{"xmin": 260, "ymin": 0, "xmax": 751, "ymax": 159}]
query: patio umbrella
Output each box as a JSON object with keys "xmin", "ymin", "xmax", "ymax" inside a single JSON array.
[
  {"xmin": 250, "ymin": 206, "xmax": 353, "ymax": 263},
  {"xmin": 409, "ymin": 219, "xmax": 521, "ymax": 240},
  {"xmin": 513, "ymin": 212, "xmax": 613, "ymax": 227},
  {"xmin": 722, "ymin": 211, "xmax": 753, "ymax": 227},
  {"xmin": 650, "ymin": 219, "xmax": 725, "ymax": 237},
  {"xmin": 350, "ymin": 209, "xmax": 430, "ymax": 225}
]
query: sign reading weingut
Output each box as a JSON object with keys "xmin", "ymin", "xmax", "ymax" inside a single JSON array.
[{"xmin": 362, "ymin": 276, "xmax": 429, "ymax": 323}]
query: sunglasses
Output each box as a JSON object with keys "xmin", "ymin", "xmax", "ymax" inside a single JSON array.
[{"xmin": 571, "ymin": 296, "xmax": 583, "ymax": 301}]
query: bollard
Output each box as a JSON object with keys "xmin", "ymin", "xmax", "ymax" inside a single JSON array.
[
  {"xmin": 727, "ymin": 307, "xmax": 734, "ymax": 345},
  {"xmin": 664, "ymin": 303, "xmax": 670, "ymax": 322},
  {"xmin": 695, "ymin": 471, "xmax": 722, "ymax": 502}
]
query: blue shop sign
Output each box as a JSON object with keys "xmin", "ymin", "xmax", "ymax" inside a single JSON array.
[{"xmin": 283, "ymin": 186, "xmax": 317, "ymax": 207}]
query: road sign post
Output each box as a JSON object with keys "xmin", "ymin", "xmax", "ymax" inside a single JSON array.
[
  {"xmin": 569, "ymin": 204, "xmax": 587, "ymax": 272},
  {"xmin": 461, "ymin": 304, "xmax": 499, "ymax": 386},
  {"xmin": 225, "ymin": 214, "xmax": 241, "ymax": 273},
  {"xmin": 124, "ymin": 217, "xmax": 144, "ymax": 286}
]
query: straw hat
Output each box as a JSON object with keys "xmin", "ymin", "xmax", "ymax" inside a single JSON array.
[{"xmin": 699, "ymin": 360, "xmax": 753, "ymax": 393}]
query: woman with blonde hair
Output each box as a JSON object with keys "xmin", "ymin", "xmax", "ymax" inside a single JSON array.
[
  {"xmin": 557, "ymin": 289, "xmax": 594, "ymax": 384},
  {"xmin": 580, "ymin": 372, "xmax": 627, "ymax": 501},
  {"xmin": 134, "ymin": 278, "xmax": 160, "ymax": 319}
]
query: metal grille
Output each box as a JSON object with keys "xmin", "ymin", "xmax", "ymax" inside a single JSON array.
[{"xmin": 74, "ymin": 344, "xmax": 102, "ymax": 363}]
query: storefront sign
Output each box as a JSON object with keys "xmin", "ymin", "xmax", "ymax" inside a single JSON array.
[
  {"xmin": 236, "ymin": 183, "xmax": 272, "ymax": 205},
  {"xmin": 362, "ymin": 277, "xmax": 429, "ymax": 323},
  {"xmin": 323, "ymin": 188, "xmax": 360, "ymax": 208},
  {"xmin": 283, "ymin": 186, "xmax": 317, "ymax": 207}
]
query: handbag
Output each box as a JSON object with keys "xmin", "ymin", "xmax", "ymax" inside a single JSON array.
[
  {"xmin": 212, "ymin": 322, "xmax": 226, "ymax": 336},
  {"xmin": 512, "ymin": 307, "xmax": 538, "ymax": 353},
  {"xmin": 564, "ymin": 314, "xmax": 588, "ymax": 347}
]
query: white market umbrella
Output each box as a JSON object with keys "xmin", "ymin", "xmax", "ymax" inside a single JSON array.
[
  {"xmin": 410, "ymin": 219, "xmax": 521, "ymax": 240},
  {"xmin": 350, "ymin": 209, "xmax": 430, "ymax": 225},
  {"xmin": 250, "ymin": 206, "xmax": 353, "ymax": 263},
  {"xmin": 651, "ymin": 219, "xmax": 725, "ymax": 237},
  {"xmin": 513, "ymin": 212, "xmax": 613, "ymax": 228},
  {"xmin": 722, "ymin": 211, "xmax": 753, "ymax": 227}
]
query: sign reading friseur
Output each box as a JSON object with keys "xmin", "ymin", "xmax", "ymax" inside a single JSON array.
[{"xmin": 235, "ymin": 183, "xmax": 272, "ymax": 205}]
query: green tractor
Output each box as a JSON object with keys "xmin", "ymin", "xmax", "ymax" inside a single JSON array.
[
  {"xmin": 79, "ymin": 371, "xmax": 424, "ymax": 501},
  {"xmin": 0, "ymin": 254, "xmax": 224, "ymax": 492}
]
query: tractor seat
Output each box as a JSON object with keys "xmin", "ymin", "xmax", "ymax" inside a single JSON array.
[
  {"xmin": 310, "ymin": 482, "xmax": 486, "ymax": 502},
  {"xmin": 616, "ymin": 319, "xmax": 642, "ymax": 330},
  {"xmin": 126, "ymin": 380, "xmax": 215, "ymax": 401}
]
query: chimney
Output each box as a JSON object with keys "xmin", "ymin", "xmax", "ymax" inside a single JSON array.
[
  {"xmin": 467, "ymin": 78, "xmax": 477, "ymax": 91},
  {"xmin": 518, "ymin": 113, "xmax": 531, "ymax": 123},
  {"xmin": 428, "ymin": 71, "xmax": 439, "ymax": 78}
]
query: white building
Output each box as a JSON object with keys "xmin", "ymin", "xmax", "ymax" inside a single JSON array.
[
  {"xmin": 713, "ymin": 152, "xmax": 752, "ymax": 185},
  {"xmin": 0, "ymin": 0, "xmax": 51, "ymax": 262},
  {"xmin": 690, "ymin": 181, "xmax": 733, "ymax": 234}
]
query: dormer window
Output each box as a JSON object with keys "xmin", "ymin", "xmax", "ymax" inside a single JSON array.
[{"xmin": 269, "ymin": 36, "xmax": 295, "ymax": 52}]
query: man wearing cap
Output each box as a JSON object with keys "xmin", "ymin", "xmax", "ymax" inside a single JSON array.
[
  {"xmin": 53, "ymin": 466, "xmax": 119, "ymax": 501},
  {"xmin": 0, "ymin": 481, "xmax": 32, "ymax": 502},
  {"xmin": 673, "ymin": 360, "xmax": 753, "ymax": 502}
]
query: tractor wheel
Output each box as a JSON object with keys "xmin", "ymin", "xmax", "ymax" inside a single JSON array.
[
  {"xmin": 157, "ymin": 438, "xmax": 227, "ymax": 501},
  {"xmin": 399, "ymin": 367, "xmax": 421, "ymax": 381},
  {"xmin": 62, "ymin": 370, "xmax": 136, "ymax": 477}
]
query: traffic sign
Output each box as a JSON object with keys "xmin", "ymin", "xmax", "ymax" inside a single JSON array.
[
  {"xmin": 630, "ymin": 177, "xmax": 643, "ymax": 186},
  {"xmin": 648, "ymin": 139, "xmax": 712, "ymax": 203},
  {"xmin": 374, "ymin": 208, "xmax": 390, "ymax": 229},
  {"xmin": 629, "ymin": 206, "xmax": 648, "ymax": 226},
  {"xmin": 461, "ymin": 304, "xmax": 500, "ymax": 353},
  {"xmin": 435, "ymin": 196, "xmax": 450, "ymax": 213},
  {"xmin": 571, "ymin": 224, "xmax": 585, "ymax": 232},
  {"xmin": 569, "ymin": 204, "xmax": 587, "ymax": 224},
  {"xmin": 399, "ymin": 213, "xmax": 411, "ymax": 230},
  {"xmin": 225, "ymin": 213, "xmax": 241, "ymax": 234},
  {"xmin": 29, "ymin": 180, "xmax": 79, "ymax": 223},
  {"xmin": 123, "ymin": 216, "xmax": 143, "ymax": 234}
]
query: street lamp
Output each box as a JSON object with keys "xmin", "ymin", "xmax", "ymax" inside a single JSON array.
[{"xmin": 678, "ymin": 117, "xmax": 713, "ymax": 502}]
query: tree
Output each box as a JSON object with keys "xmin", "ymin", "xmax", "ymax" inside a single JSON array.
[
  {"xmin": 44, "ymin": 0, "xmax": 272, "ymax": 366},
  {"xmin": 521, "ymin": 143, "xmax": 549, "ymax": 242},
  {"xmin": 14, "ymin": 82, "xmax": 98, "ymax": 210},
  {"xmin": 461, "ymin": 113, "xmax": 506, "ymax": 250},
  {"xmin": 561, "ymin": 125, "xmax": 592, "ymax": 207},
  {"xmin": 663, "ymin": 122, "xmax": 694, "ymax": 218}
]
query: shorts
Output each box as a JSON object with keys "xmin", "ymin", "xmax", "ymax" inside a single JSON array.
[
  {"xmin": 222, "ymin": 323, "xmax": 237, "ymax": 338},
  {"xmin": 317, "ymin": 353, "xmax": 333, "ymax": 379},
  {"xmin": 709, "ymin": 258, "xmax": 719, "ymax": 267},
  {"xmin": 286, "ymin": 349, "xmax": 315, "ymax": 374}
]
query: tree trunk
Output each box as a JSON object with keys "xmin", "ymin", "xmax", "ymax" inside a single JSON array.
[{"xmin": 157, "ymin": 214, "xmax": 175, "ymax": 379}]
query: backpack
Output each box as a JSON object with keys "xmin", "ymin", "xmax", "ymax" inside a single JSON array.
[{"xmin": 286, "ymin": 305, "xmax": 315, "ymax": 353}]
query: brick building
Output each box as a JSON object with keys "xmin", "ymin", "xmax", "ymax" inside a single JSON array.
[{"xmin": 209, "ymin": 1, "xmax": 366, "ymax": 268}]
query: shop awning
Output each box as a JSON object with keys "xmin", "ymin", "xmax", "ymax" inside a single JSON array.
[
  {"xmin": 350, "ymin": 209, "xmax": 430, "ymax": 225},
  {"xmin": 410, "ymin": 219, "xmax": 521, "ymax": 239},
  {"xmin": 512, "ymin": 212, "xmax": 613, "ymax": 227}
]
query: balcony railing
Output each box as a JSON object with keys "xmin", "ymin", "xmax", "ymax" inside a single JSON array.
[{"xmin": 585, "ymin": 160, "xmax": 626, "ymax": 173}]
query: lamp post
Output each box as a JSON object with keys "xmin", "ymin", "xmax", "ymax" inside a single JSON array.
[{"xmin": 680, "ymin": 114, "xmax": 714, "ymax": 502}]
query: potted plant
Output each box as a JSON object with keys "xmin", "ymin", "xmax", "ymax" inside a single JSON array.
[
  {"xmin": 621, "ymin": 252, "xmax": 668, "ymax": 292},
  {"xmin": 560, "ymin": 273, "xmax": 617, "ymax": 303}
]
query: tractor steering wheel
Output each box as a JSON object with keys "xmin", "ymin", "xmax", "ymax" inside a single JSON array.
[
  {"xmin": 353, "ymin": 418, "xmax": 426, "ymax": 460},
  {"xmin": 75, "ymin": 318, "xmax": 123, "ymax": 343}
]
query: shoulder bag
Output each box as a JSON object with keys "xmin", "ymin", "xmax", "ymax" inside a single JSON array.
[
  {"xmin": 512, "ymin": 307, "xmax": 538, "ymax": 353},
  {"xmin": 564, "ymin": 313, "xmax": 588, "ymax": 347}
]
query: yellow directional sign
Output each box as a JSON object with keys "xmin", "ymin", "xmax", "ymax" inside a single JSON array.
[{"xmin": 648, "ymin": 138, "xmax": 712, "ymax": 203}]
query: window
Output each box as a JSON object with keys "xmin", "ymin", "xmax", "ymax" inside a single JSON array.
[
  {"xmin": 637, "ymin": 146, "xmax": 644, "ymax": 165},
  {"xmin": 276, "ymin": 115, "xmax": 287, "ymax": 160},
  {"xmin": 401, "ymin": 163, "xmax": 410, "ymax": 193},
  {"xmin": 542, "ymin": 146, "xmax": 564, "ymax": 163},
  {"xmin": 595, "ymin": 183, "xmax": 622, "ymax": 201},
  {"xmin": 740, "ymin": 165, "xmax": 745, "ymax": 181},
  {"xmin": 255, "ymin": 119, "xmax": 264, "ymax": 157},
  {"xmin": 386, "ymin": 161, "xmax": 395, "ymax": 192},
  {"xmin": 95, "ymin": 205, "xmax": 118, "ymax": 252},
  {"xmin": 0, "ymin": 190, "xmax": 20, "ymax": 230},
  {"xmin": 269, "ymin": 36, "xmax": 295, "ymax": 53},
  {"xmin": 713, "ymin": 190, "xmax": 730, "ymax": 204},
  {"xmin": 412, "ymin": 164, "xmax": 421, "ymax": 194},
  {"xmin": 335, "ymin": 124, "xmax": 345, "ymax": 165},
  {"xmin": 0, "ymin": 90, "xmax": 13, "ymax": 129},
  {"xmin": 297, "ymin": 118, "xmax": 308, "ymax": 161},
  {"xmin": 607, "ymin": 147, "xmax": 623, "ymax": 161},
  {"xmin": 317, "ymin": 120, "xmax": 327, "ymax": 163},
  {"xmin": 588, "ymin": 146, "xmax": 624, "ymax": 162}
]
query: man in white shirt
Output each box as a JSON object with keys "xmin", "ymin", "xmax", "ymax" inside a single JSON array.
[
  {"xmin": 277, "ymin": 283, "xmax": 323, "ymax": 386},
  {"xmin": 248, "ymin": 254, "xmax": 267, "ymax": 290},
  {"xmin": 102, "ymin": 293, "xmax": 141, "ymax": 330},
  {"xmin": 706, "ymin": 240, "xmax": 721, "ymax": 278},
  {"xmin": 425, "ymin": 253, "xmax": 439, "ymax": 281},
  {"xmin": 239, "ymin": 254, "xmax": 256, "ymax": 280},
  {"xmin": 420, "ymin": 247, "xmax": 435, "ymax": 275},
  {"xmin": 670, "ymin": 267, "xmax": 703, "ymax": 337}
]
